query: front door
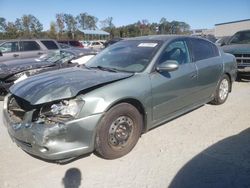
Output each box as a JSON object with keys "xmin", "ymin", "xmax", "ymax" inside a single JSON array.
[
  {"xmin": 150, "ymin": 40, "xmax": 198, "ymax": 124},
  {"xmin": 0, "ymin": 41, "xmax": 20, "ymax": 62}
]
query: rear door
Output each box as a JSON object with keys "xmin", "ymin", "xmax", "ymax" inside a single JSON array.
[
  {"xmin": 0, "ymin": 41, "xmax": 20, "ymax": 62},
  {"xmin": 19, "ymin": 40, "xmax": 44, "ymax": 59},
  {"xmin": 189, "ymin": 38, "xmax": 223, "ymax": 101}
]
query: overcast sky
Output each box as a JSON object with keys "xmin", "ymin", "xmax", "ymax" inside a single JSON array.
[{"xmin": 0, "ymin": 0, "xmax": 249, "ymax": 30}]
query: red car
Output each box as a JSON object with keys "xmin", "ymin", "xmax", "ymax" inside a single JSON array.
[{"xmin": 57, "ymin": 40, "xmax": 84, "ymax": 48}]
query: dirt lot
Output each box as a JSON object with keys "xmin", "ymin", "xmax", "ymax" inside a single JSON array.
[{"xmin": 0, "ymin": 81, "xmax": 250, "ymax": 188}]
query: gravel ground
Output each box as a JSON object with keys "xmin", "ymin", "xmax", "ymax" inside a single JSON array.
[{"xmin": 0, "ymin": 81, "xmax": 249, "ymax": 188}]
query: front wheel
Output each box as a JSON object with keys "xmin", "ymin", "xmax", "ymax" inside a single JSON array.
[
  {"xmin": 95, "ymin": 103, "xmax": 143, "ymax": 159},
  {"xmin": 211, "ymin": 75, "xmax": 230, "ymax": 105}
]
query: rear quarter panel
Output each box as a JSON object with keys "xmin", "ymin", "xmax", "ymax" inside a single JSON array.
[{"xmin": 221, "ymin": 49, "xmax": 237, "ymax": 82}]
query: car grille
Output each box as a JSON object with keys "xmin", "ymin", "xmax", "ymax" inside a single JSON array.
[{"xmin": 234, "ymin": 54, "xmax": 250, "ymax": 64}]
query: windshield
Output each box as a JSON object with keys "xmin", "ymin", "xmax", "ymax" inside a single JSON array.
[
  {"xmin": 86, "ymin": 40, "xmax": 161, "ymax": 72},
  {"xmin": 230, "ymin": 31, "xmax": 250, "ymax": 44},
  {"xmin": 37, "ymin": 50, "xmax": 75, "ymax": 64}
]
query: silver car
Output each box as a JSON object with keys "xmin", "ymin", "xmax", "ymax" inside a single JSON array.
[{"xmin": 0, "ymin": 39, "xmax": 60, "ymax": 62}]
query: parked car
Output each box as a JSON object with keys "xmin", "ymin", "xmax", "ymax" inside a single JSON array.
[
  {"xmin": 58, "ymin": 43, "xmax": 71, "ymax": 49},
  {"xmin": 0, "ymin": 39, "xmax": 60, "ymax": 62},
  {"xmin": 215, "ymin": 36, "xmax": 231, "ymax": 46},
  {"xmin": 3, "ymin": 35, "xmax": 236, "ymax": 162},
  {"xmin": 222, "ymin": 30, "xmax": 250, "ymax": 80},
  {"xmin": 104, "ymin": 37, "xmax": 123, "ymax": 48},
  {"xmin": 0, "ymin": 49, "xmax": 97, "ymax": 98},
  {"xmin": 202, "ymin": 35, "xmax": 217, "ymax": 43},
  {"xmin": 57, "ymin": 40, "xmax": 84, "ymax": 48},
  {"xmin": 0, "ymin": 40, "xmax": 6, "ymax": 44},
  {"xmin": 88, "ymin": 41, "xmax": 104, "ymax": 49},
  {"xmin": 80, "ymin": 40, "xmax": 90, "ymax": 48}
]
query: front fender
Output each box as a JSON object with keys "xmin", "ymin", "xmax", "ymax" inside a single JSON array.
[{"xmin": 77, "ymin": 74, "xmax": 152, "ymax": 126}]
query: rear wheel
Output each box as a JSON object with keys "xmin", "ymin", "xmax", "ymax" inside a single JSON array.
[
  {"xmin": 95, "ymin": 103, "xmax": 143, "ymax": 159},
  {"xmin": 211, "ymin": 75, "xmax": 230, "ymax": 105}
]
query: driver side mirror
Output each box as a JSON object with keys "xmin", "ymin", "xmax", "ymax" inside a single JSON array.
[{"xmin": 156, "ymin": 60, "xmax": 179, "ymax": 72}]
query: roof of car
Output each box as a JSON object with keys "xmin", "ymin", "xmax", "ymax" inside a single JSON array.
[
  {"xmin": 122, "ymin": 35, "xmax": 217, "ymax": 46},
  {"xmin": 0, "ymin": 39, "xmax": 57, "ymax": 42},
  {"xmin": 125, "ymin": 35, "xmax": 195, "ymax": 42}
]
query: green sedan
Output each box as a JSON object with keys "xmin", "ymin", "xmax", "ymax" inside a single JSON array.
[{"xmin": 3, "ymin": 35, "xmax": 237, "ymax": 161}]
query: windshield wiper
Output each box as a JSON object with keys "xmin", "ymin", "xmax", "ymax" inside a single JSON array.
[{"xmin": 90, "ymin": 66, "xmax": 118, "ymax": 72}]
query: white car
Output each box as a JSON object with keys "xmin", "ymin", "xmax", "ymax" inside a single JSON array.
[{"xmin": 88, "ymin": 41, "xmax": 104, "ymax": 49}]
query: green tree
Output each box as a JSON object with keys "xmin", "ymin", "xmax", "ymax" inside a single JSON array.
[
  {"xmin": 16, "ymin": 15, "xmax": 44, "ymax": 37},
  {"xmin": 56, "ymin": 13, "xmax": 65, "ymax": 39},
  {"xmin": 5, "ymin": 22, "xmax": 19, "ymax": 39},
  {"xmin": 0, "ymin": 17, "xmax": 7, "ymax": 32},
  {"xmin": 76, "ymin": 13, "xmax": 98, "ymax": 30},
  {"xmin": 100, "ymin": 17, "xmax": 115, "ymax": 37},
  {"xmin": 76, "ymin": 12, "xmax": 87, "ymax": 29},
  {"xmin": 48, "ymin": 22, "xmax": 57, "ymax": 39},
  {"xmin": 63, "ymin": 14, "xmax": 77, "ymax": 39}
]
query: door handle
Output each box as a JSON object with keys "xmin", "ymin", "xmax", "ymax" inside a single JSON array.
[
  {"xmin": 38, "ymin": 52, "xmax": 43, "ymax": 55},
  {"xmin": 13, "ymin": 54, "xmax": 19, "ymax": 57}
]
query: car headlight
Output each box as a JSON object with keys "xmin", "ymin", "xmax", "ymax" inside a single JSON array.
[
  {"xmin": 51, "ymin": 99, "xmax": 83, "ymax": 117},
  {"xmin": 40, "ymin": 98, "xmax": 84, "ymax": 121}
]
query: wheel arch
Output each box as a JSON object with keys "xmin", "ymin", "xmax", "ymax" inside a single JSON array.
[
  {"xmin": 224, "ymin": 72, "xmax": 232, "ymax": 92},
  {"xmin": 106, "ymin": 98, "xmax": 147, "ymax": 133}
]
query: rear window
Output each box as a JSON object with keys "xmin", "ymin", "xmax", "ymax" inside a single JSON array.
[
  {"xmin": 57, "ymin": 41, "xmax": 68, "ymax": 44},
  {"xmin": 69, "ymin": 41, "xmax": 81, "ymax": 46},
  {"xmin": 20, "ymin": 41, "xmax": 40, "ymax": 51},
  {"xmin": 41, "ymin": 40, "xmax": 59, "ymax": 50},
  {"xmin": 191, "ymin": 38, "xmax": 219, "ymax": 61}
]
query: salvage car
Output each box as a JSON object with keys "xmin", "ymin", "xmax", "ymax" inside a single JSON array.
[
  {"xmin": 0, "ymin": 49, "xmax": 96, "ymax": 98},
  {"xmin": 3, "ymin": 35, "xmax": 237, "ymax": 161},
  {"xmin": 222, "ymin": 30, "xmax": 250, "ymax": 80}
]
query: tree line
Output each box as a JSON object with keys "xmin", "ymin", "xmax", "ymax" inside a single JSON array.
[{"xmin": 0, "ymin": 13, "xmax": 191, "ymax": 40}]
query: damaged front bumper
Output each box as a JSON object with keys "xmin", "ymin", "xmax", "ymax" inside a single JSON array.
[{"xmin": 3, "ymin": 95, "xmax": 103, "ymax": 161}]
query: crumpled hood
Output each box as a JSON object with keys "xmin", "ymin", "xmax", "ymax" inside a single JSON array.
[
  {"xmin": 10, "ymin": 67, "xmax": 134, "ymax": 105},
  {"xmin": 222, "ymin": 44, "xmax": 250, "ymax": 54},
  {"xmin": 0, "ymin": 58, "xmax": 53, "ymax": 79}
]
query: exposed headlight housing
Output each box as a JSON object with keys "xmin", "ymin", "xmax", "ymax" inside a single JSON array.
[
  {"xmin": 50, "ymin": 99, "xmax": 82, "ymax": 117},
  {"xmin": 40, "ymin": 98, "xmax": 84, "ymax": 123}
]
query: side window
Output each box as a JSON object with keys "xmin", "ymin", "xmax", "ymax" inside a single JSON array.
[
  {"xmin": 20, "ymin": 41, "xmax": 41, "ymax": 51},
  {"xmin": 0, "ymin": 42, "xmax": 19, "ymax": 53},
  {"xmin": 211, "ymin": 43, "xmax": 220, "ymax": 57},
  {"xmin": 191, "ymin": 39, "xmax": 219, "ymax": 61},
  {"xmin": 41, "ymin": 40, "xmax": 59, "ymax": 50},
  {"xmin": 230, "ymin": 31, "xmax": 250, "ymax": 44},
  {"xmin": 159, "ymin": 40, "xmax": 190, "ymax": 65}
]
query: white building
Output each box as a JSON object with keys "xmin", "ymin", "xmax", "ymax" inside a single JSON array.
[{"xmin": 215, "ymin": 19, "xmax": 250, "ymax": 38}]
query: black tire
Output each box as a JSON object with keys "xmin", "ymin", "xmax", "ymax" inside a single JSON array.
[
  {"xmin": 95, "ymin": 103, "xmax": 143, "ymax": 159},
  {"xmin": 211, "ymin": 74, "xmax": 230, "ymax": 105}
]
